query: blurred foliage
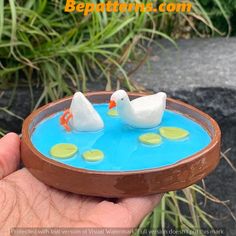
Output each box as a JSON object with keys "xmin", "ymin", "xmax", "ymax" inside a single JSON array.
[
  {"xmin": 134, "ymin": 182, "xmax": 236, "ymax": 236},
  {"xmin": 0, "ymin": 0, "xmax": 172, "ymax": 104},
  {"xmin": 156, "ymin": 0, "xmax": 232, "ymax": 39},
  {"xmin": 198, "ymin": 0, "xmax": 236, "ymax": 35},
  {"xmin": 0, "ymin": 0, "xmax": 231, "ymax": 106}
]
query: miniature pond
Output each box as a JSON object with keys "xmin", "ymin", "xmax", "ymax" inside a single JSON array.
[{"xmin": 31, "ymin": 103, "xmax": 211, "ymax": 172}]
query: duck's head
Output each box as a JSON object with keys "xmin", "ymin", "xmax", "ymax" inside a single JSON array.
[{"xmin": 109, "ymin": 90, "xmax": 129, "ymax": 109}]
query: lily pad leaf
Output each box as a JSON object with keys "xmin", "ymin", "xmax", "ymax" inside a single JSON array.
[
  {"xmin": 159, "ymin": 127, "xmax": 189, "ymax": 140},
  {"xmin": 50, "ymin": 143, "xmax": 78, "ymax": 159},
  {"xmin": 82, "ymin": 149, "xmax": 104, "ymax": 162},
  {"xmin": 107, "ymin": 109, "xmax": 118, "ymax": 117},
  {"xmin": 139, "ymin": 133, "xmax": 162, "ymax": 145}
]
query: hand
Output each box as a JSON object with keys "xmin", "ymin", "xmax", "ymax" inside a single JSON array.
[{"xmin": 0, "ymin": 133, "xmax": 161, "ymax": 235}]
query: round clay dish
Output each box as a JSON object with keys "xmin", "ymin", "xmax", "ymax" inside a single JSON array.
[{"xmin": 21, "ymin": 92, "xmax": 221, "ymax": 198}]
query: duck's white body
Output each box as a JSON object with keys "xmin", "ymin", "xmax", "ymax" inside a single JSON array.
[
  {"xmin": 110, "ymin": 90, "xmax": 167, "ymax": 128},
  {"xmin": 69, "ymin": 92, "xmax": 104, "ymax": 132}
]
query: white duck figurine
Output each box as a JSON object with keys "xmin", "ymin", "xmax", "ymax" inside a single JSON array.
[
  {"xmin": 109, "ymin": 90, "xmax": 167, "ymax": 128},
  {"xmin": 60, "ymin": 92, "xmax": 104, "ymax": 132}
]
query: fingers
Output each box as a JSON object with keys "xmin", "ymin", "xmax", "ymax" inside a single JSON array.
[
  {"xmin": 0, "ymin": 133, "xmax": 20, "ymax": 179},
  {"xmin": 118, "ymin": 194, "xmax": 163, "ymax": 227},
  {"xmin": 83, "ymin": 194, "xmax": 162, "ymax": 229}
]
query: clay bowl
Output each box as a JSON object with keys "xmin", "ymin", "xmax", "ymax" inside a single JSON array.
[{"xmin": 21, "ymin": 91, "xmax": 221, "ymax": 198}]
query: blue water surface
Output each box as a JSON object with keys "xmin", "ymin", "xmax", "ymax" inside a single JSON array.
[{"xmin": 31, "ymin": 104, "xmax": 211, "ymax": 172}]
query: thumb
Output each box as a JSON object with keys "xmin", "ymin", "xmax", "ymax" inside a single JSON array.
[{"xmin": 0, "ymin": 133, "xmax": 20, "ymax": 179}]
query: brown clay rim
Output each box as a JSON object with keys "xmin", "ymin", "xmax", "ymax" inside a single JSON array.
[{"xmin": 22, "ymin": 91, "xmax": 221, "ymax": 175}]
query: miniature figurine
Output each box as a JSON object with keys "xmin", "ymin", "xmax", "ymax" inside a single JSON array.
[
  {"xmin": 109, "ymin": 90, "xmax": 167, "ymax": 128},
  {"xmin": 24, "ymin": 90, "xmax": 217, "ymax": 197},
  {"xmin": 60, "ymin": 92, "xmax": 104, "ymax": 132}
]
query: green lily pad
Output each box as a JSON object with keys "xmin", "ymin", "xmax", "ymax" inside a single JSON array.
[
  {"xmin": 159, "ymin": 127, "xmax": 189, "ymax": 140},
  {"xmin": 107, "ymin": 109, "xmax": 118, "ymax": 117},
  {"xmin": 139, "ymin": 133, "xmax": 162, "ymax": 145},
  {"xmin": 82, "ymin": 149, "xmax": 104, "ymax": 162},
  {"xmin": 50, "ymin": 143, "xmax": 78, "ymax": 159}
]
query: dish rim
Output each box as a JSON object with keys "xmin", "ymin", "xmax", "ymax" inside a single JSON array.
[{"xmin": 22, "ymin": 91, "xmax": 221, "ymax": 176}]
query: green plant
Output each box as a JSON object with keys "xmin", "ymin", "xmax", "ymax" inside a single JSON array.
[
  {"xmin": 155, "ymin": 0, "xmax": 231, "ymax": 38},
  {"xmin": 0, "ymin": 128, "xmax": 6, "ymax": 137},
  {"xmin": 0, "ymin": 0, "xmax": 170, "ymax": 105},
  {"xmin": 133, "ymin": 185, "xmax": 222, "ymax": 236},
  {"xmin": 0, "ymin": 0, "xmax": 230, "ymax": 107},
  {"xmin": 198, "ymin": 0, "xmax": 236, "ymax": 36}
]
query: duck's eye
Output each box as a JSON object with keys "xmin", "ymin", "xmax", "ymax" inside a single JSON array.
[{"xmin": 121, "ymin": 98, "xmax": 124, "ymax": 101}]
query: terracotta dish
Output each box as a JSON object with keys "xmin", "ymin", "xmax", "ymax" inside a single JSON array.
[{"xmin": 21, "ymin": 92, "xmax": 221, "ymax": 197}]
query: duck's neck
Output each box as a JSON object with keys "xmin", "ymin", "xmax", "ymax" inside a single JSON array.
[{"xmin": 117, "ymin": 98, "xmax": 135, "ymax": 120}]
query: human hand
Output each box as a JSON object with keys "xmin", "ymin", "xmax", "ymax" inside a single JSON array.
[{"xmin": 0, "ymin": 133, "xmax": 162, "ymax": 235}]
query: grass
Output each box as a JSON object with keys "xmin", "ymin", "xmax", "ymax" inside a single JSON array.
[
  {"xmin": 0, "ymin": 0, "xmax": 230, "ymax": 106},
  {"xmin": 0, "ymin": 128, "xmax": 6, "ymax": 137},
  {"xmin": 198, "ymin": 0, "xmax": 236, "ymax": 36},
  {"xmin": 1, "ymin": 0, "xmax": 161, "ymax": 104}
]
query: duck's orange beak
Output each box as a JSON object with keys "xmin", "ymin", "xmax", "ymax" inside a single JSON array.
[{"xmin": 109, "ymin": 100, "xmax": 116, "ymax": 109}]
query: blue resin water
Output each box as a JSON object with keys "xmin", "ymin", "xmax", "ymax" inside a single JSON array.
[{"xmin": 31, "ymin": 104, "xmax": 211, "ymax": 172}]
